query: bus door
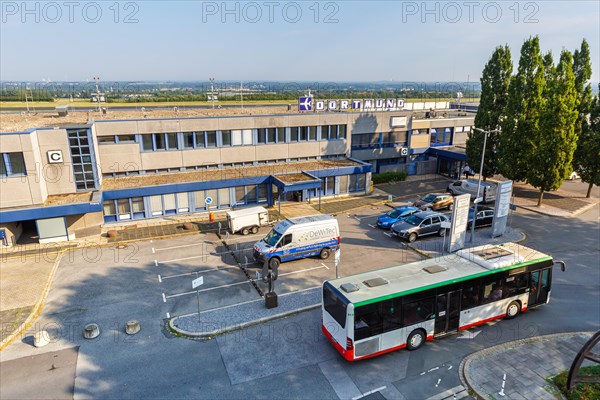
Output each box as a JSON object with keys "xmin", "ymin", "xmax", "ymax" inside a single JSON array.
[
  {"xmin": 529, "ymin": 269, "xmax": 551, "ymax": 306},
  {"xmin": 435, "ymin": 290, "xmax": 461, "ymax": 335}
]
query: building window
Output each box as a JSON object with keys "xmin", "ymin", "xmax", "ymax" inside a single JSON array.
[
  {"xmin": 221, "ymin": 130, "xmax": 232, "ymax": 146},
  {"xmin": 277, "ymin": 127, "xmax": 286, "ymax": 143},
  {"xmin": 268, "ymin": 128, "xmax": 277, "ymax": 143},
  {"xmin": 117, "ymin": 135, "xmax": 136, "ymax": 143},
  {"xmin": 167, "ymin": 133, "xmax": 178, "ymax": 150},
  {"xmin": 206, "ymin": 131, "xmax": 217, "ymax": 147},
  {"xmin": 1, "ymin": 152, "xmax": 26, "ymax": 176},
  {"xmin": 98, "ymin": 136, "xmax": 116, "ymax": 144},
  {"xmin": 183, "ymin": 132, "xmax": 195, "ymax": 149},
  {"xmin": 349, "ymin": 174, "xmax": 366, "ymax": 192},
  {"xmin": 257, "ymin": 128, "xmax": 267, "ymax": 144},
  {"xmin": 67, "ymin": 128, "xmax": 97, "ymax": 191},
  {"xmin": 155, "ymin": 133, "xmax": 166, "ymax": 150},
  {"xmin": 290, "ymin": 127, "xmax": 299, "ymax": 141},
  {"xmin": 309, "ymin": 126, "xmax": 317, "ymax": 141}
]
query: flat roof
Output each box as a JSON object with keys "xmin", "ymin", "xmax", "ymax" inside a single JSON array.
[
  {"xmin": 101, "ymin": 159, "xmax": 361, "ymax": 191},
  {"xmin": 328, "ymin": 243, "xmax": 551, "ymax": 306}
]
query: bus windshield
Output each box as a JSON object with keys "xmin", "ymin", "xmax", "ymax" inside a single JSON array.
[
  {"xmin": 323, "ymin": 284, "xmax": 347, "ymax": 328},
  {"xmin": 263, "ymin": 228, "xmax": 283, "ymax": 247}
]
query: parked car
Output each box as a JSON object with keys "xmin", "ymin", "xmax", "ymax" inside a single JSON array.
[
  {"xmin": 376, "ymin": 206, "xmax": 420, "ymax": 229},
  {"xmin": 569, "ymin": 171, "xmax": 580, "ymax": 180},
  {"xmin": 391, "ymin": 211, "xmax": 450, "ymax": 242},
  {"xmin": 466, "ymin": 207, "xmax": 494, "ymax": 229},
  {"xmin": 447, "ymin": 179, "xmax": 497, "ymax": 203},
  {"xmin": 414, "ymin": 193, "xmax": 454, "ymax": 211}
]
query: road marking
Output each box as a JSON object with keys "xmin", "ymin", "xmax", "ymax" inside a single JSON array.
[
  {"xmin": 436, "ymin": 378, "xmax": 441, "ymax": 387},
  {"xmin": 162, "ymin": 293, "xmax": 167, "ymax": 303},
  {"xmin": 384, "ymin": 232, "xmax": 392, "ymax": 237},
  {"xmin": 368, "ymin": 224, "xmax": 376, "ymax": 228},
  {"xmin": 164, "ymin": 266, "xmax": 327, "ymax": 300},
  {"xmin": 354, "ymin": 216, "xmax": 361, "ymax": 221},
  {"xmin": 225, "ymin": 233, "xmax": 264, "ymax": 241},
  {"xmin": 154, "ymin": 260, "xmax": 158, "ymax": 267},
  {"xmin": 319, "ymin": 359, "xmax": 362, "ymax": 400},
  {"xmin": 150, "ymin": 240, "xmax": 153, "ymax": 243},
  {"xmin": 154, "ymin": 243, "xmax": 199, "ymax": 251},
  {"xmin": 352, "ymin": 386, "xmax": 387, "ymax": 400},
  {"xmin": 152, "ymin": 247, "xmax": 155, "ymax": 254},
  {"xmin": 158, "ymin": 255, "xmax": 209, "ymax": 264},
  {"xmin": 158, "ymin": 274, "xmax": 162, "ymax": 283},
  {"xmin": 448, "ymin": 365, "xmax": 453, "ymax": 370},
  {"xmin": 321, "ymin": 262, "xmax": 330, "ymax": 270},
  {"xmin": 161, "ymin": 265, "xmax": 239, "ymax": 280},
  {"xmin": 166, "ymin": 312, "xmax": 170, "ymax": 319}
]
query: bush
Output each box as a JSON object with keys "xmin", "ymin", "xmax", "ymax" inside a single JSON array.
[
  {"xmin": 372, "ymin": 171, "xmax": 408, "ymax": 184},
  {"xmin": 550, "ymin": 365, "xmax": 600, "ymax": 400}
]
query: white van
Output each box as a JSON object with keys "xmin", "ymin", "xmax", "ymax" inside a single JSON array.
[
  {"xmin": 226, "ymin": 206, "xmax": 269, "ymax": 235},
  {"xmin": 253, "ymin": 214, "xmax": 340, "ymax": 269},
  {"xmin": 447, "ymin": 179, "xmax": 497, "ymax": 203}
]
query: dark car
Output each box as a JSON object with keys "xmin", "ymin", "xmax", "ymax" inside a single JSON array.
[
  {"xmin": 466, "ymin": 207, "xmax": 494, "ymax": 229},
  {"xmin": 413, "ymin": 193, "xmax": 454, "ymax": 211},
  {"xmin": 390, "ymin": 211, "xmax": 450, "ymax": 242},
  {"xmin": 376, "ymin": 206, "xmax": 420, "ymax": 229}
]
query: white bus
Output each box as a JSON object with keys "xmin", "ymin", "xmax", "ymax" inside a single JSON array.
[{"xmin": 322, "ymin": 242, "xmax": 565, "ymax": 361}]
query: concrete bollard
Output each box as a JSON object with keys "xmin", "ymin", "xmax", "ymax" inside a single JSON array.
[
  {"xmin": 83, "ymin": 323, "xmax": 100, "ymax": 339},
  {"xmin": 33, "ymin": 330, "xmax": 51, "ymax": 347},
  {"xmin": 125, "ymin": 320, "xmax": 141, "ymax": 335}
]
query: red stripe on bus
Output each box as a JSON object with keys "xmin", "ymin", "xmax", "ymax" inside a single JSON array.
[
  {"xmin": 459, "ymin": 313, "xmax": 506, "ymax": 331},
  {"xmin": 352, "ymin": 334, "xmax": 435, "ymax": 361},
  {"xmin": 322, "ymin": 324, "xmax": 354, "ymax": 361}
]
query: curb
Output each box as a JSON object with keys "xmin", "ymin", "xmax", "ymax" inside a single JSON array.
[
  {"xmin": 516, "ymin": 200, "xmax": 598, "ymax": 218},
  {"xmin": 459, "ymin": 331, "xmax": 595, "ymax": 400},
  {"xmin": 169, "ymin": 303, "xmax": 321, "ymax": 339},
  {"xmin": 0, "ymin": 252, "xmax": 64, "ymax": 351}
]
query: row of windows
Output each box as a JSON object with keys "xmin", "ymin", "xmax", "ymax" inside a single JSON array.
[
  {"xmin": 353, "ymin": 269, "xmax": 541, "ymax": 341},
  {"xmin": 98, "ymin": 125, "xmax": 347, "ymax": 152},
  {"xmin": 0, "ymin": 152, "xmax": 26, "ymax": 177},
  {"xmin": 68, "ymin": 129, "xmax": 98, "ymax": 191},
  {"xmin": 103, "ymin": 184, "xmax": 269, "ymax": 222},
  {"xmin": 352, "ymin": 131, "xmax": 408, "ymax": 149}
]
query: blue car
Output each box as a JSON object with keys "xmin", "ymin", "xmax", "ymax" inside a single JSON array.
[{"xmin": 377, "ymin": 206, "xmax": 420, "ymax": 229}]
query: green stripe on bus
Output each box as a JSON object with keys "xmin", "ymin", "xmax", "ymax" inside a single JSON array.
[{"xmin": 354, "ymin": 257, "xmax": 553, "ymax": 307}]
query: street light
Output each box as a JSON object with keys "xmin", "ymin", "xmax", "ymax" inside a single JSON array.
[{"xmin": 469, "ymin": 127, "xmax": 500, "ymax": 242}]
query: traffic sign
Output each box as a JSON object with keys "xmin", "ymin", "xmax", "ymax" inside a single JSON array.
[
  {"xmin": 205, "ymin": 197, "xmax": 213, "ymax": 205},
  {"xmin": 192, "ymin": 276, "xmax": 204, "ymax": 289}
]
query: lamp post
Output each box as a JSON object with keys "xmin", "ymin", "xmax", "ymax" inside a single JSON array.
[{"xmin": 469, "ymin": 127, "xmax": 499, "ymax": 243}]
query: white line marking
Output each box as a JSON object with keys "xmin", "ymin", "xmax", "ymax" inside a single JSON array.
[
  {"xmin": 368, "ymin": 224, "xmax": 376, "ymax": 228},
  {"xmin": 354, "ymin": 216, "xmax": 361, "ymax": 221},
  {"xmin": 420, "ymin": 372, "xmax": 426, "ymax": 376},
  {"xmin": 428, "ymin": 366, "xmax": 439, "ymax": 372},
  {"xmin": 152, "ymin": 247, "xmax": 155, "ymax": 254},
  {"xmin": 162, "ymin": 293, "xmax": 167, "ymax": 303},
  {"xmin": 447, "ymin": 365, "xmax": 453, "ymax": 370},
  {"xmin": 172, "ymin": 286, "xmax": 322, "ymax": 319},
  {"xmin": 154, "ymin": 243, "xmax": 202, "ymax": 251},
  {"xmin": 161, "ymin": 265, "xmax": 238, "ymax": 280},
  {"xmin": 352, "ymin": 386, "xmax": 387, "ymax": 400},
  {"xmin": 384, "ymin": 232, "xmax": 392, "ymax": 237},
  {"xmin": 158, "ymin": 255, "xmax": 208, "ymax": 264},
  {"xmin": 165, "ymin": 265, "xmax": 327, "ymax": 299},
  {"xmin": 435, "ymin": 378, "xmax": 441, "ymax": 387},
  {"xmin": 154, "ymin": 260, "xmax": 158, "ymax": 267},
  {"xmin": 150, "ymin": 240, "xmax": 153, "ymax": 243},
  {"xmin": 166, "ymin": 312, "xmax": 170, "ymax": 319},
  {"xmin": 158, "ymin": 274, "xmax": 162, "ymax": 283},
  {"xmin": 321, "ymin": 262, "xmax": 330, "ymax": 270}
]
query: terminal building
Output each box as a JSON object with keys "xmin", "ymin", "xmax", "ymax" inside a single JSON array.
[{"xmin": 0, "ymin": 105, "xmax": 474, "ymax": 246}]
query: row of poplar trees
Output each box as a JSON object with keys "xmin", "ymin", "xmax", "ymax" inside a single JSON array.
[{"xmin": 466, "ymin": 37, "xmax": 599, "ymax": 205}]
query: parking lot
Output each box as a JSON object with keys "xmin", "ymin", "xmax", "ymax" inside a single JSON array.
[{"xmin": 144, "ymin": 204, "xmax": 431, "ymax": 321}]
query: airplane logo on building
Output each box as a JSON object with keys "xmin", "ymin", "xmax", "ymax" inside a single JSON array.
[{"xmin": 298, "ymin": 96, "xmax": 313, "ymax": 111}]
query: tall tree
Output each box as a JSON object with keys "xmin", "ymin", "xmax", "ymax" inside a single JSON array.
[
  {"xmin": 575, "ymin": 85, "xmax": 600, "ymax": 198},
  {"xmin": 529, "ymin": 50, "xmax": 578, "ymax": 205},
  {"xmin": 467, "ymin": 45, "xmax": 512, "ymax": 180},
  {"xmin": 499, "ymin": 37, "xmax": 546, "ymax": 182},
  {"xmin": 572, "ymin": 39, "xmax": 594, "ymax": 192}
]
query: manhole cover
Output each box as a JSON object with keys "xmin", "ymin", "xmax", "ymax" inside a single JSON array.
[{"xmin": 116, "ymin": 244, "xmax": 128, "ymax": 249}]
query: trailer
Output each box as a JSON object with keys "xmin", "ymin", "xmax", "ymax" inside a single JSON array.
[{"xmin": 226, "ymin": 206, "xmax": 270, "ymax": 235}]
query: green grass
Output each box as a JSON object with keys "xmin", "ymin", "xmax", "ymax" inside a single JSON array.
[
  {"xmin": 550, "ymin": 365, "xmax": 600, "ymax": 400},
  {"xmin": 372, "ymin": 171, "xmax": 408, "ymax": 184}
]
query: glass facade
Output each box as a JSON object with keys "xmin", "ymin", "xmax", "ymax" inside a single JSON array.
[{"xmin": 67, "ymin": 128, "xmax": 98, "ymax": 191}]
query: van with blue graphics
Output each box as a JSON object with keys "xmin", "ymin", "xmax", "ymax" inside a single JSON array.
[{"xmin": 253, "ymin": 214, "xmax": 340, "ymax": 269}]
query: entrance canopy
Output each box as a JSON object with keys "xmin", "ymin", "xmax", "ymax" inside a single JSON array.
[{"xmin": 271, "ymin": 172, "xmax": 321, "ymax": 194}]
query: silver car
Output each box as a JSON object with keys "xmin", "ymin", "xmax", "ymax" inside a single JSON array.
[{"xmin": 390, "ymin": 211, "xmax": 449, "ymax": 242}]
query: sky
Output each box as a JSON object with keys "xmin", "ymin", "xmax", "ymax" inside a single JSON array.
[{"xmin": 1, "ymin": 1, "xmax": 599, "ymax": 83}]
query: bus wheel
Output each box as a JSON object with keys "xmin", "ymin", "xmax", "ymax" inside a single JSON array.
[
  {"xmin": 506, "ymin": 301, "xmax": 521, "ymax": 319},
  {"xmin": 320, "ymin": 248, "xmax": 331, "ymax": 260},
  {"xmin": 242, "ymin": 227, "xmax": 250, "ymax": 235},
  {"xmin": 407, "ymin": 329, "xmax": 426, "ymax": 350},
  {"xmin": 408, "ymin": 233, "xmax": 418, "ymax": 243},
  {"xmin": 251, "ymin": 226, "xmax": 259, "ymax": 234}
]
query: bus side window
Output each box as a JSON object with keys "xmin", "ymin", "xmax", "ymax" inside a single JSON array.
[
  {"xmin": 402, "ymin": 298, "xmax": 434, "ymax": 326},
  {"xmin": 505, "ymin": 273, "xmax": 529, "ymax": 297},
  {"xmin": 354, "ymin": 303, "xmax": 383, "ymax": 340},
  {"xmin": 382, "ymin": 299, "xmax": 402, "ymax": 333},
  {"xmin": 462, "ymin": 283, "xmax": 480, "ymax": 309}
]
